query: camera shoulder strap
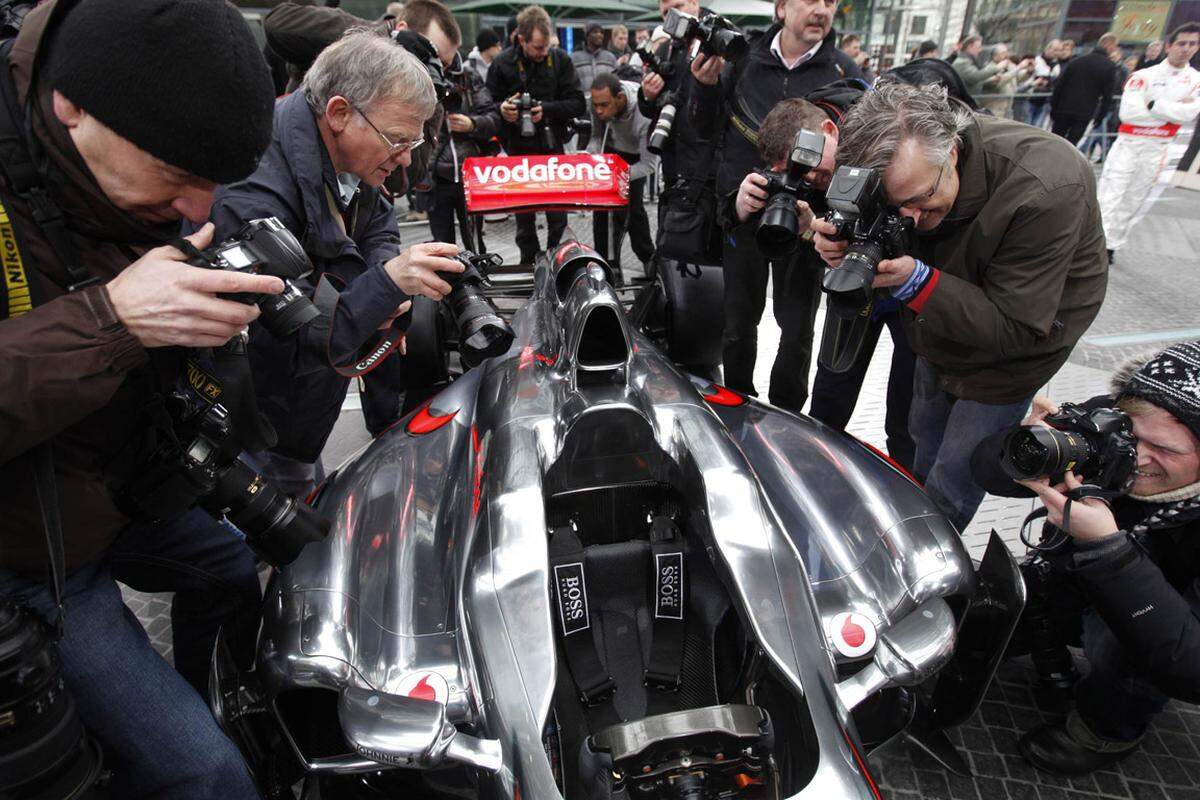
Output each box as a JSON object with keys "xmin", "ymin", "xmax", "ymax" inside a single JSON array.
[{"xmin": 0, "ymin": 38, "xmax": 95, "ymax": 293}]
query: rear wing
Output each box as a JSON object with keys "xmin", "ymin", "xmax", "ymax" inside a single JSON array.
[{"xmin": 463, "ymin": 154, "xmax": 629, "ymax": 214}]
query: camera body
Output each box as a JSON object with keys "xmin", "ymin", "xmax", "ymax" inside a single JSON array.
[
  {"xmin": 188, "ymin": 217, "xmax": 320, "ymax": 338},
  {"xmin": 661, "ymin": 8, "xmax": 747, "ymax": 61},
  {"xmin": 999, "ymin": 403, "xmax": 1138, "ymax": 494},
  {"xmin": 117, "ymin": 352, "xmax": 331, "ymax": 567},
  {"xmin": 753, "ymin": 129, "xmax": 825, "ymax": 258},
  {"xmin": 435, "ymin": 251, "xmax": 515, "ymax": 367},
  {"xmin": 517, "ymin": 92, "xmax": 538, "ymax": 139},
  {"xmin": 820, "ymin": 166, "xmax": 911, "ymax": 318}
]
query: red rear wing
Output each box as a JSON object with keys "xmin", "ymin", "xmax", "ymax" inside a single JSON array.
[{"xmin": 463, "ymin": 154, "xmax": 629, "ymax": 214}]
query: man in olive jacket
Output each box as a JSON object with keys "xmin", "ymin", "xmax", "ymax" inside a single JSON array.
[{"xmin": 814, "ymin": 81, "xmax": 1107, "ymax": 531}]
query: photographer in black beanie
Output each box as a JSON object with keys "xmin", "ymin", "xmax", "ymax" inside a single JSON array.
[{"xmin": 0, "ymin": 0, "xmax": 275, "ymax": 797}]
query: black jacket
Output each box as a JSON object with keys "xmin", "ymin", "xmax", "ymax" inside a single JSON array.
[
  {"xmin": 1051, "ymin": 47, "xmax": 1118, "ymax": 123},
  {"xmin": 1050, "ymin": 494, "xmax": 1200, "ymax": 703},
  {"xmin": 688, "ymin": 27, "xmax": 861, "ymax": 195},
  {"xmin": 483, "ymin": 44, "xmax": 586, "ymax": 155},
  {"xmin": 189, "ymin": 92, "xmax": 408, "ymax": 463},
  {"xmin": 636, "ymin": 32, "xmax": 715, "ymax": 185},
  {"xmin": 432, "ymin": 62, "xmax": 498, "ymax": 183}
]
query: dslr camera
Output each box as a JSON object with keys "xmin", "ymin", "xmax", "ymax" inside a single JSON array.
[
  {"xmin": 753, "ymin": 129, "xmax": 825, "ymax": 258},
  {"xmin": 997, "ymin": 403, "xmax": 1138, "ymax": 494},
  {"xmin": 661, "ymin": 8, "xmax": 747, "ymax": 61},
  {"xmin": 437, "ymin": 251, "xmax": 515, "ymax": 367},
  {"xmin": 517, "ymin": 92, "xmax": 538, "ymax": 139},
  {"xmin": 820, "ymin": 166, "xmax": 912, "ymax": 318},
  {"xmin": 189, "ymin": 217, "xmax": 321, "ymax": 338}
]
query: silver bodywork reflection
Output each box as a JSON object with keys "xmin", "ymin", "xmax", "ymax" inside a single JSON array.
[{"xmin": 254, "ymin": 248, "xmax": 983, "ymax": 797}]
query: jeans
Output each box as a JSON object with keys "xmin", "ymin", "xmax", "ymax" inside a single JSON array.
[
  {"xmin": 909, "ymin": 358, "xmax": 1032, "ymax": 530},
  {"xmin": 720, "ymin": 235, "xmax": 823, "ymax": 413},
  {"xmin": 1074, "ymin": 609, "xmax": 1175, "ymax": 742},
  {"xmin": 0, "ymin": 513, "xmax": 261, "ymax": 799},
  {"xmin": 808, "ymin": 310, "xmax": 917, "ymax": 469},
  {"xmin": 593, "ymin": 175, "xmax": 655, "ymax": 280},
  {"xmin": 1027, "ymin": 98, "xmax": 1051, "ymax": 129}
]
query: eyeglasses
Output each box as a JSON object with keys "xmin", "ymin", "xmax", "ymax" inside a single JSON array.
[
  {"xmin": 897, "ymin": 160, "xmax": 945, "ymax": 208},
  {"xmin": 354, "ymin": 105, "xmax": 424, "ymax": 156}
]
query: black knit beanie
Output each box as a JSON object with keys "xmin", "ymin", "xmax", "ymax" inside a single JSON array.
[
  {"xmin": 1112, "ymin": 340, "xmax": 1200, "ymax": 441},
  {"xmin": 44, "ymin": 0, "xmax": 275, "ymax": 184}
]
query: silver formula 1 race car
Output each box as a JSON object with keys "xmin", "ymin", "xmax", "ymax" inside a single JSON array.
[{"xmin": 210, "ymin": 239, "xmax": 1025, "ymax": 800}]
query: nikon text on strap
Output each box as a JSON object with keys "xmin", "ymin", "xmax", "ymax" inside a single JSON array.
[
  {"xmin": 549, "ymin": 526, "xmax": 616, "ymax": 706},
  {"xmin": 645, "ymin": 516, "xmax": 687, "ymax": 691}
]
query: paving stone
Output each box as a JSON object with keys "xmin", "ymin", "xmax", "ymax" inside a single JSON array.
[
  {"xmin": 916, "ymin": 769, "xmax": 954, "ymax": 799},
  {"xmin": 1124, "ymin": 780, "xmax": 1169, "ymax": 800},
  {"xmin": 1005, "ymin": 779, "xmax": 1042, "ymax": 800},
  {"xmin": 1093, "ymin": 770, "xmax": 1133, "ymax": 798}
]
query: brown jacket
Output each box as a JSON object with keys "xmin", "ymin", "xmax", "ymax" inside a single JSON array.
[
  {"xmin": 904, "ymin": 114, "xmax": 1108, "ymax": 403},
  {"xmin": 0, "ymin": 1, "xmax": 175, "ymax": 575}
]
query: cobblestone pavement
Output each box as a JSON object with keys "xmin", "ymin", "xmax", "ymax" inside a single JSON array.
[{"xmin": 122, "ymin": 175, "xmax": 1200, "ymax": 799}]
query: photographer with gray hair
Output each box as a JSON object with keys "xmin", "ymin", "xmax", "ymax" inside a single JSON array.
[
  {"xmin": 191, "ymin": 28, "xmax": 465, "ymax": 498},
  {"xmin": 813, "ymin": 81, "xmax": 1108, "ymax": 531}
]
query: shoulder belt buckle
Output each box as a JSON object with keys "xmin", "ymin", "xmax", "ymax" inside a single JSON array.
[
  {"xmin": 580, "ymin": 676, "xmax": 617, "ymax": 707},
  {"xmin": 643, "ymin": 670, "xmax": 681, "ymax": 693}
]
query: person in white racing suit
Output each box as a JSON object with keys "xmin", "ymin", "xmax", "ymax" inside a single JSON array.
[{"xmin": 1097, "ymin": 23, "xmax": 1199, "ymax": 261}]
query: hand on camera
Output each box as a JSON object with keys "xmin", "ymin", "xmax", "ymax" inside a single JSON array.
[
  {"xmin": 383, "ymin": 242, "xmax": 464, "ymax": 301},
  {"xmin": 448, "ymin": 114, "xmax": 475, "ymax": 133},
  {"xmin": 735, "ymin": 172, "xmax": 769, "ymax": 221},
  {"xmin": 1017, "ymin": 472, "xmax": 1121, "ymax": 542},
  {"xmin": 873, "ymin": 256, "xmax": 918, "ymax": 289},
  {"xmin": 794, "ymin": 200, "xmax": 815, "ymax": 234},
  {"xmin": 810, "ymin": 217, "xmax": 847, "ymax": 267},
  {"xmin": 642, "ymin": 72, "xmax": 665, "ymax": 101},
  {"xmin": 500, "ymin": 97, "xmax": 519, "ymax": 123},
  {"xmin": 531, "ymin": 104, "xmax": 545, "ymax": 123},
  {"xmin": 1022, "ymin": 396, "xmax": 1060, "ymax": 428},
  {"xmin": 107, "ymin": 223, "xmax": 284, "ymax": 349},
  {"xmin": 690, "ymin": 52, "xmax": 724, "ymax": 86}
]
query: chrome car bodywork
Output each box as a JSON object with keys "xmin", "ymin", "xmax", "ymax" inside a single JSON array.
[{"xmin": 213, "ymin": 243, "xmax": 1024, "ymax": 799}]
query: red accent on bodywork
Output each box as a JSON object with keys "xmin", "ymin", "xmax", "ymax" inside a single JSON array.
[
  {"xmin": 858, "ymin": 439, "xmax": 923, "ymax": 488},
  {"xmin": 407, "ymin": 404, "xmax": 457, "ymax": 435},
  {"xmin": 703, "ymin": 384, "xmax": 747, "ymax": 407},
  {"xmin": 843, "ymin": 728, "xmax": 883, "ymax": 800}
]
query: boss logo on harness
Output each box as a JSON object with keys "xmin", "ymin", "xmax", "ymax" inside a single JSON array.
[
  {"xmin": 655, "ymin": 552, "xmax": 684, "ymax": 620},
  {"xmin": 554, "ymin": 562, "xmax": 590, "ymax": 635}
]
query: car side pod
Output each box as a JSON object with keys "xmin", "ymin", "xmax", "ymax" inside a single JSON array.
[
  {"xmin": 835, "ymin": 597, "xmax": 958, "ymax": 712},
  {"xmin": 338, "ymin": 687, "xmax": 503, "ymax": 773}
]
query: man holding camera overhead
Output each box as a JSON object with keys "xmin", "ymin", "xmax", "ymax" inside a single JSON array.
[
  {"xmin": 195, "ymin": 30, "xmax": 463, "ymax": 500},
  {"xmin": 484, "ymin": 4, "xmax": 586, "ymax": 266},
  {"xmin": 812, "ymin": 81, "xmax": 1108, "ymax": 531},
  {"xmin": 689, "ymin": 0, "xmax": 860, "ymax": 413},
  {"xmin": 975, "ymin": 342, "xmax": 1200, "ymax": 776}
]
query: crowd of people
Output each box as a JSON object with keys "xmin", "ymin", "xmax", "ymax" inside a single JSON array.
[{"xmin": 0, "ymin": 0, "xmax": 1197, "ymax": 797}]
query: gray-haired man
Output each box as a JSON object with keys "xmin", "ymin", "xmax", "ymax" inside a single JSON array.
[
  {"xmin": 812, "ymin": 81, "xmax": 1108, "ymax": 531},
  {"xmin": 193, "ymin": 29, "xmax": 465, "ymax": 498}
]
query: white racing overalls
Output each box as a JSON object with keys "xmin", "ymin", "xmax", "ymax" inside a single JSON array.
[{"xmin": 1096, "ymin": 59, "xmax": 1200, "ymax": 252}]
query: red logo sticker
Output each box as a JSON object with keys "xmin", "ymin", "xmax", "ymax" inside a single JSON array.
[
  {"xmin": 396, "ymin": 671, "xmax": 450, "ymax": 705},
  {"xmin": 828, "ymin": 612, "xmax": 877, "ymax": 659}
]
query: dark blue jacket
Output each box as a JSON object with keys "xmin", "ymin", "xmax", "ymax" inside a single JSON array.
[{"xmin": 198, "ymin": 91, "xmax": 408, "ymax": 462}]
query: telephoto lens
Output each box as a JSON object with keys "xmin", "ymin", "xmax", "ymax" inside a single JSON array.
[
  {"xmin": 204, "ymin": 459, "xmax": 331, "ymax": 567},
  {"xmin": 1000, "ymin": 426, "xmax": 1097, "ymax": 482},
  {"xmin": 438, "ymin": 252, "xmax": 515, "ymax": 367},
  {"xmin": 0, "ymin": 601, "xmax": 103, "ymax": 799},
  {"xmin": 647, "ymin": 101, "xmax": 676, "ymax": 156},
  {"xmin": 519, "ymin": 92, "xmax": 536, "ymax": 138}
]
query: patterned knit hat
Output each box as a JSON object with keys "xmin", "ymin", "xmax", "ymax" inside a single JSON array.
[{"xmin": 1111, "ymin": 340, "xmax": 1200, "ymax": 441}]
